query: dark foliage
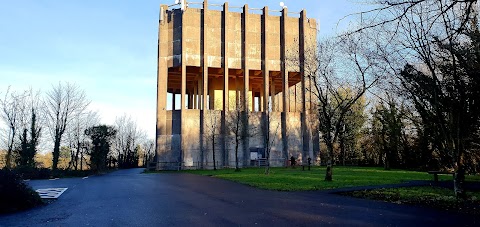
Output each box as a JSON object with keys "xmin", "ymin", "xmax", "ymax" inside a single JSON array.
[
  {"xmin": 13, "ymin": 166, "xmax": 51, "ymax": 180},
  {"xmin": 0, "ymin": 168, "xmax": 43, "ymax": 213},
  {"xmin": 118, "ymin": 146, "xmax": 139, "ymax": 169},
  {"xmin": 16, "ymin": 110, "xmax": 41, "ymax": 168},
  {"xmin": 85, "ymin": 125, "xmax": 116, "ymax": 173}
]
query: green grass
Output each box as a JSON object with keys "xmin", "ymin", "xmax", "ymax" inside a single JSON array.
[
  {"xmin": 146, "ymin": 166, "xmax": 480, "ymax": 191},
  {"xmin": 342, "ymin": 186, "xmax": 480, "ymax": 215}
]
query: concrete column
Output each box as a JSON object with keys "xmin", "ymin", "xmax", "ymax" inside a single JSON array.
[
  {"xmin": 271, "ymin": 82, "xmax": 276, "ymax": 111},
  {"xmin": 181, "ymin": 8, "xmax": 187, "ymax": 110},
  {"xmin": 157, "ymin": 5, "xmax": 168, "ymax": 113},
  {"xmin": 222, "ymin": 3, "xmax": 229, "ymax": 111},
  {"xmin": 172, "ymin": 92, "xmax": 176, "ymax": 110},
  {"xmin": 193, "ymin": 81, "xmax": 198, "ymax": 109},
  {"xmin": 259, "ymin": 89, "xmax": 264, "ymax": 112},
  {"xmin": 300, "ymin": 10, "xmax": 310, "ymax": 164},
  {"xmin": 262, "ymin": 7, "xmax": 270, "ymax": 113},
  {"xmin": 156, "ymin": 4, "xmax": 169, "ymax": 165},
  {"xmin": 281, "ymin": 8, "xmax": 289, "ymax": 113},
  {"xmin": 202, "ymin": 1, "xmax": 209, "ymax": 110},
  {"xmin": 242, "ymin": 5, "xmax": 249, "ymax": 112},
  {"xmin": 197, "ymin": 76, "xmax": 202, "ymax": 109},
  {"xmin": 242, "ymin": 4, "xmax": 250, "ymax": 166},
  {"xmin": 281, "ymin": 7, "xmax": 290, "ymax": 162},
  {"xmin": 188, "ymin": 92, "xmax": 193, "ymax": 109},
  {"xmin": 300, "ymin": 10, "xmax": 307, "ymax": 113},
  {"xmin": 252, "ymin": 92, "xmax": 255, "ymax": 111}
]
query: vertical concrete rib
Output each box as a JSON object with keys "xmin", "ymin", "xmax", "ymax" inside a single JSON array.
[
  {"xmin": 221, "ymin": 2, "xmax": 229, "ymax": 167},
  {"xmin": 223, "ymin": 2, "xmax": 229, "ymax": 111},
  {"xmin": 262, "ymin": 7, "xmax": 269, "ymax": 113},
  {"xmin": 181, "ymin": 12, "xmax": 187, "ymax": 111},
  {"xmin": 242, "ymin": 5, "xmax": 249, "ymax": 112},
  {"xmin": 156, "ymin": 4, "xmax": 169, "ymax": 165},
  {"xmin": 281, "ymin": 8, "xmax": 289, "ymax": 113},
  {"xmin": 180, "ymin": 5, "xmax": 188, "ymax": 167},
  {"xmin": 300, "ymin": 10, "xmax": 310, "ymax": 162},
  {"xmin": 281, "ymin": 7, "xmax": 289, "ymax": 162},
  {"xmin": 202, "ymin": 1, "xmax": 209, "ymax": 110},
  {"xmin": 242, "ymin": 4, "xmax": 250, "ymax": 166},
  {"xmin": 300, "ymin": 10, "xmax": 307, "ymax": 113}
]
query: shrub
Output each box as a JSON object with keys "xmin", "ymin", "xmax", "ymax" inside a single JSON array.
[
  {"xmin": 0, "ymin": 168, "xmax": 43, "ymax": 213},
  {"xmin": 13, "ymin": 166, "xmax": 51, "ymax": 180}
]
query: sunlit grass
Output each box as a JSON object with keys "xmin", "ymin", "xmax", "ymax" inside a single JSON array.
[{"xmin": 162, "ymin": 166, "xmax": 480, "ymax": 191}]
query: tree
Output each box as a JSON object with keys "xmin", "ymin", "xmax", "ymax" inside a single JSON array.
[
  {"xmin": 302, "ymin": 35, "xmax": 380, "ymax": 181},
  {"xmin": 337, "ymin": 92, "xmax": 367, "ymax": 166},
  {"xmin": 66, "ymin": 111, "xmax": 99, "ymax": 170},
  {"xmin": 45, "ymin": 82, "xmax": 89, "ymax": 170},
  {"xmin": 205, "ymin": 109, "xmax": 220, "ymax": 170},
  {"xmin": 114, "ymin": 114, "xmax": 146, "ymax": 169},
  {"xmin": 225, "ymin": 100, "xmax": 252, "ymax": 172},
  {"xmin": 16, "ymin": 89, "xmax": 42, "ymax": 168},
  {"xmin": 85, "ymin": 125, "xmax": 116, "ymax": 172},
  {"xmin": 372, "ymin": 95, "xmax": 406, "ymax": 170},
  {"xmin": 355, "ymin": 0, "xmax": 480, "ymax": 198},
  {"xmin": 0, "ymin": 88, "xmax": 25, "ymax": 169},
  {"xmin": 140, "ymin": 139, "xmax": 155, "ymax": 167},
  {"xmin": 354, "ymin": 0, "xmax": 477, "ymax": 37},
  {"xmin": 260, "ymin": 96, "xmax": 281, "ymax": 175}
]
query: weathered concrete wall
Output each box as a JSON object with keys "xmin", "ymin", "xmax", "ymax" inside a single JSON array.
[{"xmin": 156, "ymin": 2, "xmax": 320, "ymax": 170}]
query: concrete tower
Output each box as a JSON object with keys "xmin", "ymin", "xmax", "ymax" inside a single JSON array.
[{"xmin": 156, "ymin": 1, "xmax": 319, "ymax": 170}]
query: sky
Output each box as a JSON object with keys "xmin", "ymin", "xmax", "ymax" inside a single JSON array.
[{"xmin": 0, "ymin": 0, "xmax": 370, "ymax": 140}]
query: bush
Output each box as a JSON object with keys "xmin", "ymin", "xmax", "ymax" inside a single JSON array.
[
  {"xmin": 12, "ymin": 167, "xmax": 92, "ymax": 180},
  {"xmin": 14, "ymin": 166, "xmax": 51, "ymax": 180},
  {"xmin": 0, "ymin": 168, "xmax": 43, "ymax": 213},
  {"xmin": 51, "ymin": 169, "xmax": 92, "ymax": 178}
]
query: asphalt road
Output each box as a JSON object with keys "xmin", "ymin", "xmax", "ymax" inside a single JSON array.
[{"xmin": 0, "ymin": 168, "xmax": 478, "ymax": 226}]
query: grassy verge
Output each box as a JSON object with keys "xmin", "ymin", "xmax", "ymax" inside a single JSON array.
[
  {"xmin": 146, "ymin": 166, "xmax": 480, "ymax": 191},
  {"xmin": 341, "ymin": 186, "xmax": 480, "ymax": 215}
]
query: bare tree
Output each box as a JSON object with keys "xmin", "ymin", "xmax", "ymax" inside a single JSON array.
[
  {"xmin": 262, "ymin": 106, "xmax": 281, "ymax": 175},
  {"xmin": 17, "ymin": 88, "xmax": 43, "ymax": 168},
  {"xmin": 298, "ymin": 34, "xmax": 380, "ymax": 181},
  {"xmin": 351, "ymin": 0, "xmax": 477, "ymax": 37},
  {"xmin": 45, "ymin": 82, "xmax": 89, "ymax": 170},
  {"xmin": 205, "ymin": 109, "xmax": 221, "ymax": 170},
  {"xmin": 66, "ymin": 110, "xmax": 99, "ymax": 170},
  {"xmin": 353, "ymin": 0, "xmax": 480, "ymax": 198},
  {"xmin": 0, "ymin": 88, "xmax": 26, "ymax": 168},
  {"xmin": 141, "ymin": 139, "xmax": 155, "ymax": 167},
  {"xmin": 114, "ymin": 114, "xmax": 146, "ymax": 168},
  {"xmin": 225, "ymin": 99, "xmax": 258, "ymax": 172}
]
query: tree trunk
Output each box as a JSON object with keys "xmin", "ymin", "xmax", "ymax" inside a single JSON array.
[
  {"xmin": 340, "ymin": 135, "xmax": 346, "ymax": 166},
  {"xmin": 265, "ymin": 157, "xmax": 270, "ymax": 175},
  {"xmin": 384, "ymin": 151, "xmax": 390, "ymax": 170},
  {"xmin": 80, "ymin": 151, "xmax": 84, "ymax": 170},
  {"xmin": 325, "ymin": 162, "xmax": 333, "ymax": 181},
  {"xmin": 212, "ymin": 137, "xmax": 216, "ymax": 170},
  {"xmin": 235, "ymin": 138, "xmax": 240, "ymax": 172},
  {"xmin": 454, "ymin": 151, "xmax": 466, "ymax": 199},
  {"xmin": 454, "ymin": 168, "xmax": 466, "ymax": 199},
  {"xmin": 52, "ymin": 138, "xmax": 61, "ymax": 170},
  {"xmin": 325, "ymin": 141, "xmax": 334, "ymax": 181},
  {"xmin": 5, "ymin": 130, "xmax": 15, "ymax": 169}
]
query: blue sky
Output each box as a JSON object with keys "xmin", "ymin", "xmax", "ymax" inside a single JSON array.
[{"xmin": 0, "ymin": 0, "xmax": 368, "ymax": 139}]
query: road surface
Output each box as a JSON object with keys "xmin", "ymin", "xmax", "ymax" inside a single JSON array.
[{"xmin": 0, "ymin": 168, "xmax": 477, "ymax": 226}]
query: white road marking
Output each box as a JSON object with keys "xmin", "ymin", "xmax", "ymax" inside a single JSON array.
[{"xmin": 36, "ymin": 188, "xmax": 68, "ymax": 199}]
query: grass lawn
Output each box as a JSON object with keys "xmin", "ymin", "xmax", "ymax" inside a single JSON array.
[
  {"xmin": 341, "ymin": 186, "xmax": 480, "ymax": 215},
  {"xmin": 146, "ymin": 166, "xmax": 480, "ymax": 191}
]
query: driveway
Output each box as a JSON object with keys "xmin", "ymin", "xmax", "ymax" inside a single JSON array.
[{"xmin": 0, "ymin": 168, "xmax": 478, "ymax": 226}]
